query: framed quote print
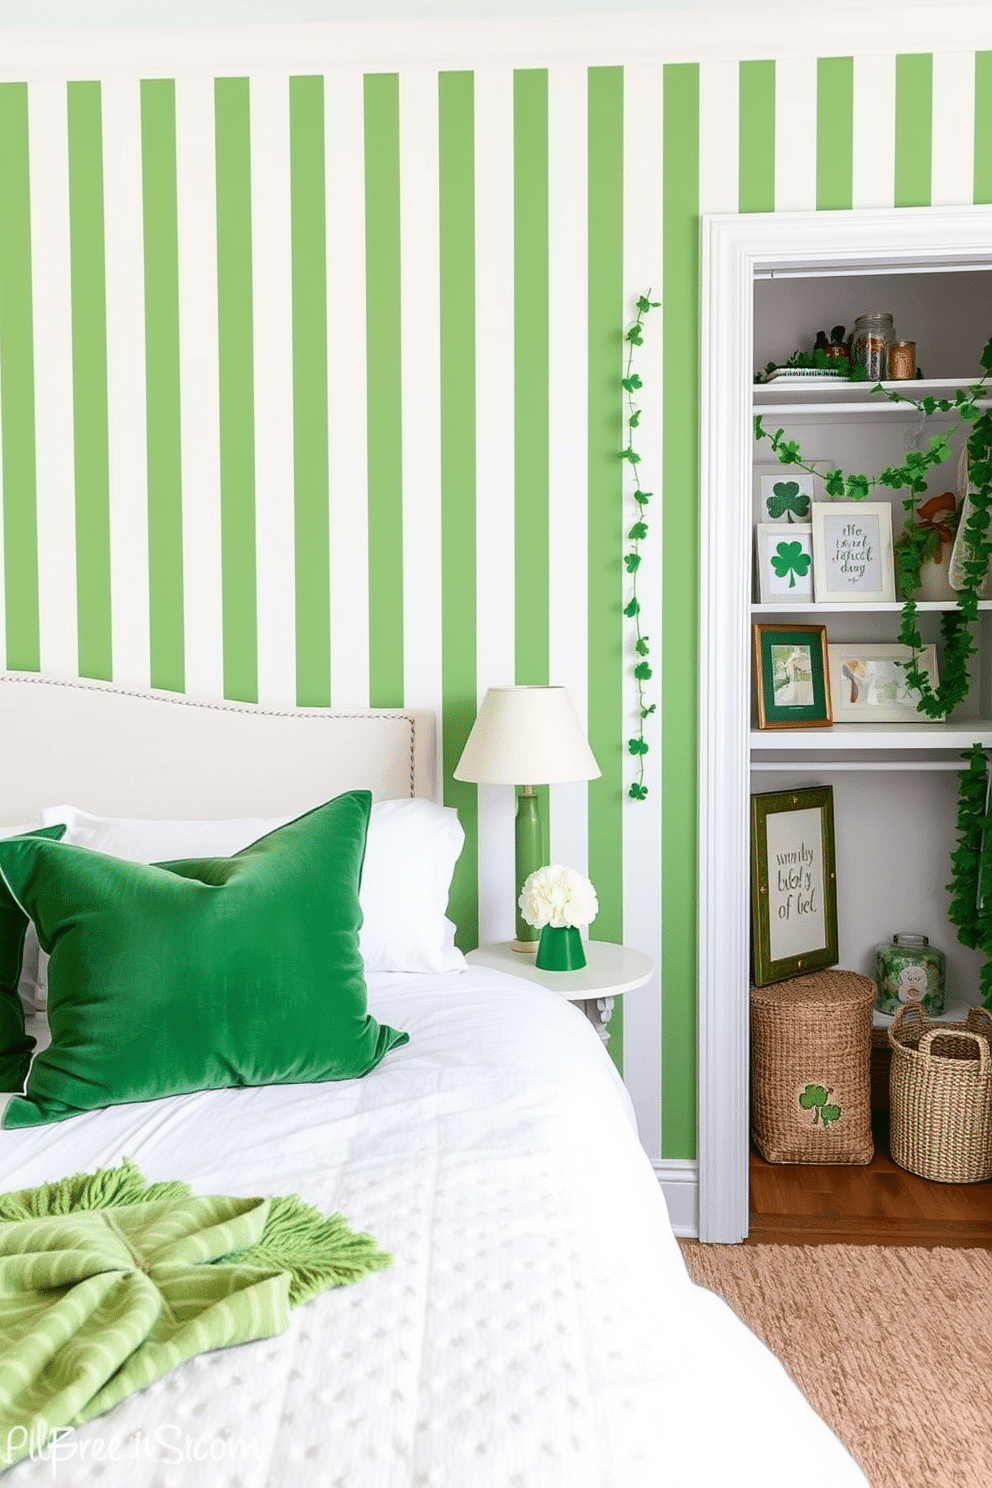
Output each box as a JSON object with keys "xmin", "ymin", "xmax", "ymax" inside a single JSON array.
[
  {"xmin": 810, "ymin": 501, "xmax": 896, "ymax": 603},
  {"xmin": 750, "ymin": 785, "xmax": 839, "ymax": 986}
]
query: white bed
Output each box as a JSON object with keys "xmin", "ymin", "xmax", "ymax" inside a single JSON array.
[{"xmin": 0, "ymin": 676, "xmax": 869, "ymax": 1487}]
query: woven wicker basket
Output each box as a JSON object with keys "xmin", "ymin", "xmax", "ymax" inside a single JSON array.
[
  {"xmin": 888, "ymin": 1001, "xmax": 992, "ymax": 1184},
  {"xmin": 750, "ymin": 970, "xmax": 875, "ymax": 1165}
]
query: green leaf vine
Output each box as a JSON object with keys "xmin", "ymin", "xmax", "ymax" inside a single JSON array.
[
  {"xmin": 621, "ymin": 292, "xmax": 660, "ymax": 801},
  {"xmin": 948, "ymin": 744, "xmax": 992, "ymax": 1010},
  {"xmin": 753, "ymin": 333, "xmax": 992, "ymax": 720}
]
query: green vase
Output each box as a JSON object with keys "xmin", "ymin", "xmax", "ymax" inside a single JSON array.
[{"xmin": 536, "ymin": 925, "xmax": 586, "ymax": 971}]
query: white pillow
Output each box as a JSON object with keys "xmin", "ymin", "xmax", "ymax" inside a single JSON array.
[{"xmin": 40, "ymin": 797, "xmax": 466, "ymax": 978}]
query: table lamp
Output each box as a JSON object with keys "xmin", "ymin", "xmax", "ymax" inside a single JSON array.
[{"xmin": 454, "ymin": 686, "xmax": 601, "ymax": 952}]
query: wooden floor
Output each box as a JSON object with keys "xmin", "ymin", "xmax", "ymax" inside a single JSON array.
[{"xmin": 749, "ymin": 1109, "xmax": 992, "ymax": 1247}]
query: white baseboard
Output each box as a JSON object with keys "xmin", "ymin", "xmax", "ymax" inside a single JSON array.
[{"xmin": 653, "ymin": 1159, "xmax": 699, "ymax": 1239}]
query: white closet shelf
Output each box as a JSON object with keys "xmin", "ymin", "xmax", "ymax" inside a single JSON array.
[
  {"xmin": 753, "ymin": 376, "xmax": 989, "ymax": 421},
  {"xmin": 751, "ymin": 600, "xmax": 992, "ymax": 614},
  {"xmin": 750, "ymin": 721, "xmax": 992, "ymax": 751}
]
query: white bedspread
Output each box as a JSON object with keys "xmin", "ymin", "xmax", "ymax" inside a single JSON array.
[{"xmin": 0, "ymin": 968, "xmax": 867, "ymax": 1487}]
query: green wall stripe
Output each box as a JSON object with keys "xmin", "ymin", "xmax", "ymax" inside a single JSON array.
[
  {"xmin": 661, "ymin": 61, "xmax": 699, "ymax": 1160},
  {"xmin": 898, "ymin": 52, "xmax": 933, "ymax": 208},
  {"xmin": 513, "ymin": 69, "xmax": 549, "ymax": 691},
  {"xmin": 141, "ymin": 79, "xmax": 184, "ymax": 695},
  {"xmin": 0, "ymin": 83, "xmax": 39, "ymax": 672},
  {"xmin": 976, "ymin": 53, "xmax": 992, "ymax": 204},
  {"xmin": 289, "ymin": 75, "xmax": 331, "ymax": 708},
  {"xmin": 815, "ymin": 57, "xmax": 853, "ymax": 211},
  {"xmin": 587, "ymin": 65, "xmax": 624, "ymax": 1067},
  {"xmin": 364, "ymin": 73, "xmax": 404, "ymax": 708},
  {"xmin": 438, "ymin": 71, "xmax": 478, "ymax": 952},
  {"xmin": 738, "ymin": 60, "xmax": 775, "ymax": 214},
  {"xmin": 67, "ymin": 81, "xmax": 112, "ymax": 682},
  {"xmin": 214, "ymin": 77, "xmax": 257, "ymax": 703},
  {"xmin": 895, "ymin": 54, "xmax": 933, "ymax": 208}
]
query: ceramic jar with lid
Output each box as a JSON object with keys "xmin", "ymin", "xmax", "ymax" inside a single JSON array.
[
  {"xmin": 874, "ymin": 932, "xmax": 946, "ymax": 1016},
  {"xmin": 851, "ymin": 313, "xmax": 896, "ymax": 381}
]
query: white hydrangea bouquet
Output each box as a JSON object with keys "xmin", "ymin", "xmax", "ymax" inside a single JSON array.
[{"xmin": 519, "ymin": 865, "xmax": 598, "ymax": 971}]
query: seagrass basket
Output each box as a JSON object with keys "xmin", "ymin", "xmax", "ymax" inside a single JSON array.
[
  {"xmin": 888, "ymin": 1001, "xmax": 992, "ymax": 1184},
  {"xmin": 750, "ymin": 970, "xmax": 875, "ymax": 1165}
]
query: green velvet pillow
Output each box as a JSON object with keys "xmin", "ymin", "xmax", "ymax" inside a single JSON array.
[
  {"xmin": 1, "ymin": 792, "xmax": 408, "ymax": 1127},
  {"xmin": 0, "ymin": 824, "xmax": 67, "ymax": 1093}
]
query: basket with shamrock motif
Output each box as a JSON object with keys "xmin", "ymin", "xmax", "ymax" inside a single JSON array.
[
  {"xmin": 888, "ymin": 1001, "xmax": 992, "ymax": 1183},
  {"xmin": 750, "ymin": 970, "xmax": 875, "ymax": 1164}
]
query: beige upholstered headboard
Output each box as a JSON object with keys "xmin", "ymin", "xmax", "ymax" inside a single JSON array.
[{"xmin": 0, "ymin": 673, "xmax": 436, "ymax": 827}]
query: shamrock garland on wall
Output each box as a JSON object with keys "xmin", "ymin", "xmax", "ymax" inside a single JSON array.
[{"xmin": 621, "ymin": 293, "xmax": 660, "ymax": 801}]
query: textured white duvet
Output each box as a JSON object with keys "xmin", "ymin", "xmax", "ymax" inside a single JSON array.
[{"xmin": 0, "ymin": 968, "xmax": 867, "ymax": 1487}]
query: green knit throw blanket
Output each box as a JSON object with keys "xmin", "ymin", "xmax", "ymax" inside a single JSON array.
[{"xmin": 0, "ymin": 1158, "xmax": 390, "ymax": 1471}]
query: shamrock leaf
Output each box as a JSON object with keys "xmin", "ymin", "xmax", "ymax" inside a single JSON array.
[
  {"xmin": 799, "ymin": 1084, "xmax": 828, "ymax": 1111},
  {"xmin": 770, "ymin": 540, "xmax": 812, "ymax": 589},
  {"xmin": 628, "ymin": 737, "xmax": 649, "ymax": 756},
  {"xmin": 625, "ymin": 552, "xmax": 641, "ymax": 573},
  {"xmin": 628, "ymin": 782, "xmax": 649, "ymax": 800},
  {"xmin": 628, "ymin": 521, "xmax": 648, "ymax": 541},
  {"xmin": 766, "ymin": 480, "xmax": 810, "ymax": 522},
  {"xmin": 633, "ymin": 661, "xmax": 652, "ymax": 681},
  {"xmin": 821, "ymin": 1103, "xmax": 842, "ymax": 1127}
]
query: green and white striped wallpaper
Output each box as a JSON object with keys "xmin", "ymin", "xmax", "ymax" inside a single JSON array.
[{"xmin": 1, "ymin": 19, "xmax": 991, "ymax": 1161}]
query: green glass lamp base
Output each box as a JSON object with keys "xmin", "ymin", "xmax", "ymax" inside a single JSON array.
[{"xmin": 535, "ymin": 925, "xmax": 586, "ymax": 971}]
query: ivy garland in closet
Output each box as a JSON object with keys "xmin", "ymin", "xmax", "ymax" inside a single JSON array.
[{"xmin": 755, "ymin": 335, "xmax": 992, "ymax": 1008}]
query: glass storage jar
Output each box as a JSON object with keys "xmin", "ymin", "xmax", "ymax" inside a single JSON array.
[
  {"xmin": 851, "ymin": 312, "xmax": 895, "ymax": 381},
  {"xmin": 874, "ymin": 931, "xmax": 945, "ymax": 1016}
]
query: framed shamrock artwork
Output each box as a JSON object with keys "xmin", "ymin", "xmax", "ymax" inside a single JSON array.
[
  {"xmin": 755, "ymin": 523, "xmax": 814, "ymax": 603},
  {"xmin": 753, "ymin": 461, "xmax": 832, "ymax": 528}
]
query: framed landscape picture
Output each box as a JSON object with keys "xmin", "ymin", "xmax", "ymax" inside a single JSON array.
[
  {"xmin": 750, "ymin": 785, "xmax": 839, "ymax": 986},
  {"xmin": 810, "ymin": 501, "xmax": 896, "ymax": 603},
  {"xmin": 753, "ymin": 461, "xmax": 833, "ymax": 527},
  {"xmin": 753, "ymin": 623, "xmax": 833, "ymax": 729},
  {"xmin": 755, "ymin": 523, "xmax": 814, "ymax": 603},
  {"xmin": 827, "ymin": 642, "xmax": 942, "ymax": 723}
]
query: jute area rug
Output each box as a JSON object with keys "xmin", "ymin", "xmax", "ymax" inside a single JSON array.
[{"xmin": 680, "ymin": 1241, "xmax": 992, "ymax": 1488}]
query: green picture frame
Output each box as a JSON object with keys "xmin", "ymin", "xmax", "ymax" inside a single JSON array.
[
  {"xmin": 750, "ymin": 785, "xmax": 839, "ymax": 987},
  {"xmin": 753, "ymin": 622, "xmax": 832, "ymax": 729}
]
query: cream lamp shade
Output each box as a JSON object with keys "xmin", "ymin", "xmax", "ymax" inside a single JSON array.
[{"xmin": 453, "ymin": 686, "xmax": 600, "ymax": 786}]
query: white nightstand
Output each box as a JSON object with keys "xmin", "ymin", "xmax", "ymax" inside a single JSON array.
[{"xmin": 466, "ymin": 939, "xmax": 653, "ymax": 1043}]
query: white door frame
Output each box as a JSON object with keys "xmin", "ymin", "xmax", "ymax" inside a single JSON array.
[{"xmin": 697, "ymin": 204, "xmax": 992, "ymax": 1243}]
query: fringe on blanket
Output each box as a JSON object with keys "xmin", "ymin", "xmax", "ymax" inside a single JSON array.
[{"xmin": 0, "ymin": 1156, "xmax": 391, "ymax": 1303}]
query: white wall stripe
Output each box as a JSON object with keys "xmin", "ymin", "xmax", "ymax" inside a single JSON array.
[
  {"xmin": 102, "ymin": 77, "xmax": 150, "ymax": 692},
  {"xmin": 398, "ymin": 67, "xmax": 443, "ymax": 784},
  {"xmin": 697, "ymin": 59, "xmax": 739, "ymax": 216},
  {"xmin": 547, "ymin": 63, "xmax": 590, "ymax": 881},
  {"xmin": 473, "ymin": 65, "xmax": 516, "ymax": 947},
  {"xmin": 175, "ymin": 74, "xmax": 224, "ymax": 702},
  {"xmin": 931, "ymin": 52, "xmax": 976, "ymax": 208},
  {"xmin": 325, "ymin": 69, "xmax": 369, "ymax": 709},
  {"xmin": 620, "ymin": 60, "xmax": 664, "ymax": 1162},
  {"xmin": 28, "ymin": 79, "xmax": 78, "ymax": 680},
  {"xmin": 852, "ymin": 52, "xmax": 896, "ymax": 211},
  {"xmin": 249, "ymin": 73, "xmax": 297, "ymax": 709},
  {"xmin": 774, "ymin": 56, "xmax": 818, "ymax": 213}
]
